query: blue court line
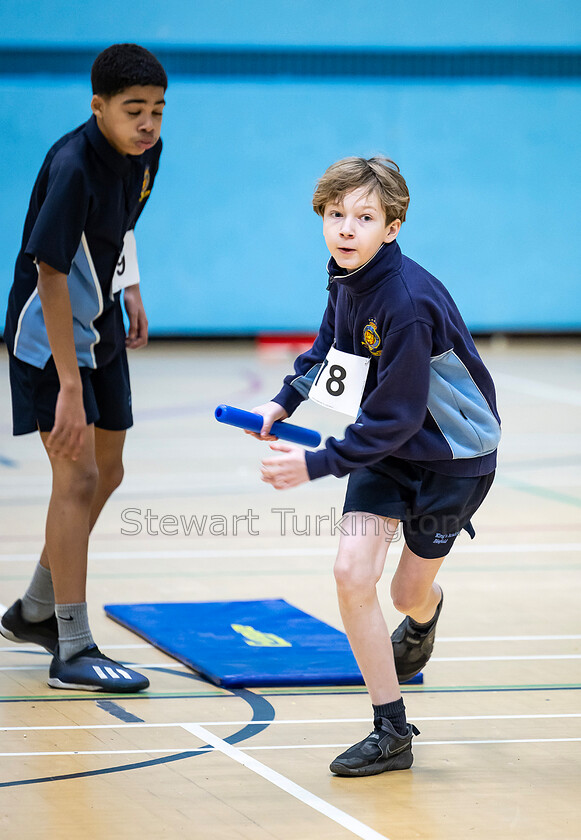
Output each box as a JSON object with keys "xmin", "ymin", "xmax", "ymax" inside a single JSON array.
[
  {"xmin": 1, "ymin": 681, "xmax": 578, "ymax": 787},
  {"xmin": 134, "ymin": 367, "xmax": 262, "ymax": 423},
  {"xmin": 0, "ymin": 671, "xmax": 276, "ymax": 789},
  {"xmin": 0, "ymin": 749, "xmax": 210, "ymax": 788},
  {"xmin": 95, "ymin": 700, "xmax": 145, "ymax": 724},
  {"xmin": 0, "ymin": 455, "xmax": 18, "ymax": 468}
]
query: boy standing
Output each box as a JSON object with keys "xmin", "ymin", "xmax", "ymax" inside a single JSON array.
[
  {"xmin": 1, "ymin": 44, "xmax": 167, "ymax": 692},
  {"xmin": 251, "ymin": 157, "xmax": 500, "ymax": 776}
]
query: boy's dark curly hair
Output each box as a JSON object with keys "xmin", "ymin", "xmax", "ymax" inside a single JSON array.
[{"xmin": 91, "ymin": 43, "xmax": 167, "ymax": 96}]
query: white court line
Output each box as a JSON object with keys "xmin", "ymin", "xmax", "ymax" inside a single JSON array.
[
  {"xmin": 182, "ymin": 722, "xmax": 391, "ymax": 840},
  {"xmin": 1, "ymin": 543, "xmax": 580, "ymax": 562},
  {"xmin": 243, "ymin": 738, "xmax": 581, "ymax": 750},
  {"xmin": 2, "ymin": 736, "xmax": 580, "ymax": 760},
  {"xmin": 431, "ymin": 654, "xmax": 581, "ymax": 662},
  {"xmin": 437, "ymin": 635, "xmax": 581, "ymax": 642},
  {"xmin": 245, "ymin": 737, "xmax": 581, "ymax": 750},
  {"xmin": 493, "ymin": 372, "xmax": 581, "ymax": 406},
  {"xmin": 2, "ymin": 634, "xmax": 579, "ymax": 655},
  {"xmin": 2, "ymin": 712, "xmax": 581, "ymax": 732}
]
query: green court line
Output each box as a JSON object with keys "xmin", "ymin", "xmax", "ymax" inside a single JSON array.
[
  {"xmin": 501, "ymin": 455, "xmax": 581, "ymax": 471},
  {"xmin": 0, "ymin": 689, "xmax": 229, "ymax": 702},
  {"xmin": 496, "ymin": 474, "xmax": 581, "ymax": 508},
  {"xmin": 1, "ymin": 683, "xmax": 579, "ymax": 702}
]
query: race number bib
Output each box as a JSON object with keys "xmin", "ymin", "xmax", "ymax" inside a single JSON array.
[
  {"xmin": 112, "ymin": 230, "xmax": 140, "ymax": 294},
  {"xmin": 309, "ymin": 346, "xmax": 370, "ymax": 419}
]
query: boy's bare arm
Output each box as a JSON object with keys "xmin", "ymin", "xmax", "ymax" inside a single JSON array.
[
  {"xmin": 36, "ymin": 261, "xmax": 87, "ymax": 460},
  {"xmin": 245, "ymin": 401, "xmax": 288, "ymax": 440},
  {"xmin": 123, "ymin": 283, "xmax": 149, "ymax": 349},
  {"xmin": 261, "ymin": 442, "xmax": 309, "ymax": 489}
]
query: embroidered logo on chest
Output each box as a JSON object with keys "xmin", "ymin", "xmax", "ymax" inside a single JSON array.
[
  {"xmin": 139, "ymin": 167, "xmax": 151, "ymax": 202},
  {"xmin": 362, "ymin": 318, "xmax": 382, "ymax": 356}
]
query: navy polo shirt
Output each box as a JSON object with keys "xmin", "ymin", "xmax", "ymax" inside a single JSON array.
[{"xmin": 4, "ymin": 115, "xmax": 162, "ymax": 369}]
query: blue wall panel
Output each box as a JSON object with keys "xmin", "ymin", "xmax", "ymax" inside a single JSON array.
[
  {"xmin": 0, "ymin": 1, "xmax": 579, "ymax": 334},
  {"xmin": 1, "ymin": 76, "xmax": 579, "ymax": 333},
  {"xmin": 2, "ymin": 0, "xmax": 580, "ymax": 47}
]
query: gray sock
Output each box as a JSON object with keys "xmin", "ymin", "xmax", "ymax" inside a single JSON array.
[
  {"xmin": 55, "ymin": 602, "xmax": 95, "ymax": 661},
  {"xmin": 21, "ymin": 562, "xmax": 55, "ymax": 622}
]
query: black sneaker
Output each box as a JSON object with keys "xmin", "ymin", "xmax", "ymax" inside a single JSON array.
[
  {"xmin": 391, "ymin": 589, "xmax": 444, "ymax": 684},
  {"xmin": 330, "ymin": 718, "xmax": 420, "ymax": 777},
  {"xmin": 48, "ymin": 644, "xmax": 150, "ymax": 692},
  {"xmin": 0, "ymin": 599, "xmax": 58, "ymax": 653}
]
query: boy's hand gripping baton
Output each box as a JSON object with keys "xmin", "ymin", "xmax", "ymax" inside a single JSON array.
[{"xmin": 214, "ymin": 405, "xmax": 321, "ymax": 448}]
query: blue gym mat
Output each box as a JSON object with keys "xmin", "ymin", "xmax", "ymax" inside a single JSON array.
[{"xmin": 104, "ymin": 598, "xmax": 423, "ymax": 688}]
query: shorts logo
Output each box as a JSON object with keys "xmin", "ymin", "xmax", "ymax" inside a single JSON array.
[
  {"xmin": 139, "ymin": 167, "xmax": 151, "ymax": 202},
  {"xmin": 433, "ymin": 530, "xmax": 461, "ymax": 544},
  {"xmin": 362, "ymin": 318, "xmax": 382, "ymax": 356}
]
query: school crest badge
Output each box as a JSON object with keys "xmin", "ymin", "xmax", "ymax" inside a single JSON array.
[
  {"xmin": 139, "ymin": 167, "xmax": 151, "ymax": 202},
  {"xmin": 362, "ymin": 319, "xmax": 382, "ymax": 356}
]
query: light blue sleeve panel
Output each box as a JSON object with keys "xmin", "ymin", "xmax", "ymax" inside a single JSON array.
[{"xmin": 427, "ymin": 350, "xmax": 502, "ymax": 459}]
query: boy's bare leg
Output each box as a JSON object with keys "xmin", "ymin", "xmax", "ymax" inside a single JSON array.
[
  {"xmin": 39, "ymin": 428, "xmax": 126, "ymax": 573},
  {"xmin": 89, "ymin": 428, "xmax": 126, "ymax": 530},
  {"xmin": 10, "ymin": 427, "xmax": 127, "ymax": 651},
  {"xmin": 390, "ymin": 544, "xmax": 445, "ymax": 622},
  {"xmin": 389, "ymin": 544, "xmax": 445, "ymax": 686},
  {"xmin": 330, "ymin": 513, "xmax": 420, "ymax": 777},
  {"xmin": 334, "ymin": 512, "xmax": 401, "ymax": 704},
  {"xmin": 3, "ymin": 427, "xmax": 98, "ymax": 639},
  {"xmin": 40, "ymin": 426, "xmax": 98, "ymax": 604},
  {"xmin": 27, "ymin": 425, "xmax": 149, "ymax": 689}
]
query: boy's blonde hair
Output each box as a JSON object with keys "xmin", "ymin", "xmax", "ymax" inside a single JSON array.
[{"xmin": 312, "ymin": 156, "xmax": 410, "ymax": 224}]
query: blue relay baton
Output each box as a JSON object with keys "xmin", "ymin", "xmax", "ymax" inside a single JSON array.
[{"xmin": 214, "ymin": 405, "xmax": 321, "ymax": 448}]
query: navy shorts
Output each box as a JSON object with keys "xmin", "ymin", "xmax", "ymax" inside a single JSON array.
[
  {"xmin": 9, "ymin": 350, "xmax": 133, "ymax": 436},
  {"xmin": 343, "ymin": 456, "xmax": 495, "ymax": 559}
]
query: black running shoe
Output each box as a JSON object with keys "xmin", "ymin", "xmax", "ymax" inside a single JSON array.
[
  {"xmin": 48, "ymin": 644, "xmax": 150, "ymax": 692},
  {"xmin": 391, "ymin": 590, "xmax": 444, "ymax": 684},
  {"xmin": 330, "ymin": 718, "xmax": 420, "ymax": 777},
  {"xmin": 0, "ymin": 599, "xmax": 58, "ymax": 653}
]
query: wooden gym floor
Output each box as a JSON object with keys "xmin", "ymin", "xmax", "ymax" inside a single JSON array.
[{"xmin": 0, "ymin": 337, "xmax": 580, "ymax": 840}]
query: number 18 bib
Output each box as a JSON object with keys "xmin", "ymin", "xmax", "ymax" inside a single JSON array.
[{"xmin": 309, "ymin": 346, "xmax": 370, "ymax": 419}]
